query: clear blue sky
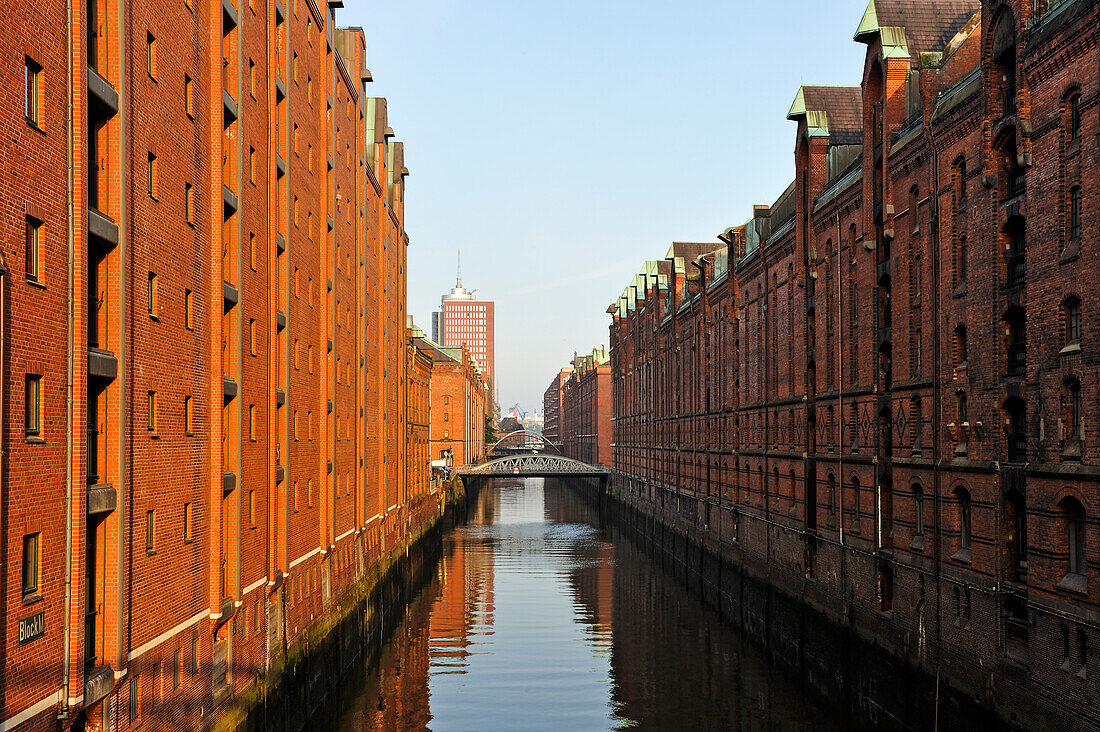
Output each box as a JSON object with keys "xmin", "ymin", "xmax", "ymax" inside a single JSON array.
[{"xmin": 342, "ymin": 0, "xmax": 871, "ymax": 413}]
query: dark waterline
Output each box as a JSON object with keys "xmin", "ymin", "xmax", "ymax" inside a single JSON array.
[{"xmin": 338, "ymin": 479, "xmax": 840, "ymax": 731}]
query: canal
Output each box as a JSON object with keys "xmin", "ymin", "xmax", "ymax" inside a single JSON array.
[{"xmin": 338, "ymin": 479, "xmax": 840, "ymax": 731}]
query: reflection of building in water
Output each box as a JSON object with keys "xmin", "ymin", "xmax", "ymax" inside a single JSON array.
[
  {"xmin": 544, "ymin": 482, "xmax": 614, "ymax": 643},
  {"xmin": 428, "ymin": 487, "xmax": 496, "ymax": 672}
]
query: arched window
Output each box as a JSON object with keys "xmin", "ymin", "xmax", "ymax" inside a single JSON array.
[
  {"xmin": 1005, "ymin": 218, "xmax": 1025, "ymax": 286},
  {"xmin": 954, "ymin": 157, "xmax": 967, "ymax": 211},
  {"xmin": 1005, "ymin": 306, "xmax": 1026, "ymax": 375},
  {"xmin": 913, "ymin": 484, "xmax": 925, "ymax": 537},
  {"xmin": 954, "ymin": 324, "xmax": 968, "ymax": 369},
  {"xmin": 877, "ymin": 564, "xmax": 893, "ymax": 612},
  {"xmin": 789, "ymin": 469, "xmax": 797, "ymax": 511},
  {"xmin": 1062, "ymin": 497, "xmax": 1087, "ymax": 576},
  {"xmin": 1069, "ymin": 186, "xmax": 1082, "ymax": 242},
  {"xmin": 1063, "ymin": 296, "xmax": 1082, "ymax": 345},
  {"xmin": 955, "ymin": 487, "xmax": 972, "ymax": 552},
  {"xmin": 1069, "ymin": 93, "xmax": 1082, "ymax": 141}
]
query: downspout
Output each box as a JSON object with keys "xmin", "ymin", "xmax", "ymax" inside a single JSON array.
[
  {"xmin": 60, "ymin": 0, "xmax": 76, "ymax": 712},
  {"xmin": 837, "ymin": 212, "xmax": 845, "ymax": 547}
]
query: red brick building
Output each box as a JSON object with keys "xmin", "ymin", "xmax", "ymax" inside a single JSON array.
[
  {"xmin": 413, "ymin": 336, "xmax": 490, "ymax": 470},
  {"xmin": 541, "ymin": 367, "xmax": 572, "ymax": 449},
  {"xmin": 609, "ymin": 1, "xmax": 1098, "ymax": 728},
  {"xmin": 560, "ymin": 349, "xmax": 613, "ymax": 468},
  {"xmin": 1, "ymin": 2, "xmax": 432, "ymax": 729}
]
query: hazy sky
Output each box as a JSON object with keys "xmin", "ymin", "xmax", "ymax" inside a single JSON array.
[{"xmin": 342, "ymin": 0, "xmax": 871, "ymax": 412}]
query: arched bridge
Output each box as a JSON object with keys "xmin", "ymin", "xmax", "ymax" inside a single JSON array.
[
  {"xmin": 455, "ymin": 454, "xmax": 610, "ymax": 479},
  {"xmin": 488, "ymin": 429, "xmax": 562, "ymax": 457}
]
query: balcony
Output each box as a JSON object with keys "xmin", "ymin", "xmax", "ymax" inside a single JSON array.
[
  {"xmin": 222, "ymin": 471, "xmax": 236, "ymax": 495},
  {"xmin": 86, "ymin": 483, "xmax": 117, "ymax": 516},
  {"xmin": 87, "ymin": 68, "xmax": 119, "ymax": 116},
  {"xmin": 88, "ymin": 208, "xmax": 118, "ymax": 249},
  {"xmin": 222, "ymin": 376, "xmax": 238, "ymax": 399},
  {"xmin": 222, "ymin": 184, "xmax": 238, "ymax": 215},
  {"xmin": 84, "ymin": 664, "xmax": 114, "ymax": 707},
  {"xmin": 87, "ymin": 347, "xmax": 117, "ymax": 381},
  {"xmin": 222, "ymin": 89, "xmax": 238, "ymax": 124}
]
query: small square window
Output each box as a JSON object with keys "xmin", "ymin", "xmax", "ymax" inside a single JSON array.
[
  {"xmin": 25, "ymin": 374, "xmax": 41, "ymax": 437},
  {"xmin": 147, "ymin": 390, "xmax": 157, "ymax": 432},
  {"xmin": 145, "ymin": 509, "xmax": 156, "ymax": 553},
  {"xmin": 25, "ymin": 216, "xmax": 41, "ymax": 283},
  {"xmin": 183, "ymin": 501, "xmax": 193, "ymax": 542},
  {"xmin": 22, "ymin": 532, "xmax": 39, "ymax": 597},
  {"xmin": 25, "ymin": 57, "xmax": 42, "ymax": 126}
]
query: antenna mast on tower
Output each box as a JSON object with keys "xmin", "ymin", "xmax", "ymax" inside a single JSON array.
[{"xmin": 457, "ymin": 249, "xmax": 462, "ymax": 288}]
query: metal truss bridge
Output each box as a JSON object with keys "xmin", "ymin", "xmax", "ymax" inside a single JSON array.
[{"xmin": 454, "ymin": 454, "xmax": 610, "ymax": 480}]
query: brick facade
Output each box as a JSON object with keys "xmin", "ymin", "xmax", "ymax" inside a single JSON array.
[
  {"xmin": 560, "ymin": 349, "xmax": 613, "ymax": 468},
  {"xmin": 0, "ymin": 1, "xmax": 431, "ymax": 729},
  {"xmin": 608, "ymin": 1, "xmax": 1099, "ymax": 728},
  {"xmin": 541, "ymin": 368, "xmax": 572, "ymax": 449}
]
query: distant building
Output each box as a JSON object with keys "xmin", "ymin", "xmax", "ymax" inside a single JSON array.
[
  {"xmin": 432, "ymin": 268, "xmax": 495, "ymax": 394},
  {"xmin": 413, "ymin": 333, "xmax": 491, "ymax": 468},
  {"xmin": 561, "ymin": 349, "xmax": 612, "ymax": 467},
  {"xmin": 542, "ymin": 368, "xmax": 573, "ymax": 447}
]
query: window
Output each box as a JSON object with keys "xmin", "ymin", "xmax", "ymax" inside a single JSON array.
[
  {"xmin": 307, "ymin": 344, "xmax": 313, "ymax": 373},
  {"xmin": 147, "ymin": 390, "xmax": 157, "ymax": 432},
  {"xmin": 954, "ymin": 324, "xmax": 968, "ymax": 369},
  {"xmin": 248, "ymin": 58, "xmax": 256, "ymax": 98},
  {"xmin": 147, "ymin": 272, "xmax": 158, "ymax": 317},
  {"xmin": 913, "ymin": 485, "xmax": 924, "ymax": 536},
  {"xmin": 293, "ymin": 410, "xmax": 299, "ymax": 440},
  {"xmin": 956, "ymin": 488, "xmax": 972, "ymax": 552},
  {"xmin": 191, "ymin": 638, "xmax": 199, "ymax": 675},
  {"xmin": 184, "ymin": 74, "xmax": 194, "ymax": 117},
  {"xmin": 146, "ymin": 32, "xmax": 157, "ymax": 78},
  {"xmin": 129, "ymin": 676, "xmax": 140, "ymax": 722},
  {"xmin": 293, "ymin": 339, "xmax": 299, "ymax": 370},
  {"xmin": 147, "ymin": 152, "xmax": 158, "ymax": 198},
  {"xmin": 1069, "ymin": 186, "xmax": 1082, "ymax": 241},
  {"xmin": 293, "ymin": 481, "xmax": 299, "ymax": 511},
  {"xmin": 1064, "ymin": 498, "xmax": 1087, "ymax": 576},
  {"xmin": 307, "ymin": 478, "xmax": 313, "ymax": 507},
  {"xmin": 957, "ymin": 235, "xmax": 967, "ymax": 283},
  {"xmin": 25, "ymin": 216, "xmax": 41, "ymax": 282},
  {"xmin": 25, "ymin": 57, "xmax": 42, "ymax": 125},
  {"xmin": 184, "ymin": 182, "xmax": 194, "ymax": 224},
  {"xmin": 1064, "ymin": 378, "xmax": 1082, "ymax": 448},
  {"xmin": 248, "ymin": 318, "xmax": 256, "ymax": 355},
  {"xmin": 1069, "ymin": 93, "xmax": 1082, "ymax": 141},
  {"xmin": 184, "ymin": 289, "xmax": 195, "ymax": 329},
  {"xmin": 249, "ymin": 232, "xmax": 256, "ymax": 270},
  {"xmin": 146, "ymin": 509, "xmax": 156, "ymax": 553},
  {"xmin": 308, "ymin": 411, "xmax": 313, "ymax": 440},
  {"xmin": 248, "ymin": 146, "xmax": 256, "ymax": 184},
  {"xmin": 183, "ymin": 502, "xmax": 193, "ymax": 542},
  {"xmin": 1064, "ymin": 297, "xmax": 1081, "ymax": 345},
  {"xmin": 184, "ymin": 395, "xmax": 193, "ymax": 434},
  {"xmin": 248, "ymin": 403, "xmax": 255, "ymax": 441},
  {"xmin": 25, "ymin": 374, "xmax": 41, "ymax": 436},
  {"xmin": 22, "ymin": 532, "xmax": 39, "ymax": 597},
  {"xmin": 248, "ymin": 489, "xmax": 256, "ymax": 526}
]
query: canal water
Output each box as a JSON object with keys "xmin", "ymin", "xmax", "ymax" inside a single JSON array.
[{"xmin": 338, "ymin": 479, "xmax": 840, "ymax": 731}]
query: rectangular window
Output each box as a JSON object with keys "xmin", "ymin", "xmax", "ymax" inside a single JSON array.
[
  {"xmin": 293, "ymin": 411, "xmax": 299, "ymax": 440},
  {"xmin": 148, "ymin": 272, "xmax": 158, "ymax": 317},
  {"xmin": 172, "ymin": 648, "xmax": 181, "ymax": 688},
  {"xmin": 184, "ymin": 395, "xmax": 193, "ymax": 434},
  {"xmin": 184, "ymin": 183, "xmax": 194, "ymax": 224},
  {"xmin": 129, "ymin": 676, "xmax": 140, "ymax": 722},
  {"xmin": 307, "ymin": 344, "xmax": 313, "ymax": 373},
  {"xmin": 190, "ymin": 637, "xmax": 199, "ymax": 675},
  {"xmin": 25, "ymin": 374, "xmax": 41, "ymax": 436},
  {"xmin": 147, "ymin": 390, "xmax": 157, "ymax": 432},
  {"xmin": 25, "ymin": 216, "xmax": 41, "ymax": 282},
  {"xmin": 293, "ymin": 481, "xmax": 299, "ymax": 511},
  {"xmin": 249, "ymin": 146, "xmax": 256, "ymax": 184},
  {"xmin": 248, "ymin": 403, "xmax": 255, "ymax": 440},
  {"xmin": 184, "ymin": 74, "xmax": 194, "ymax": 117},
  {"xmin": 184, "ymin": 289, "xmax": 194, "ymax": 329},
  {"xmin": 248, "ymin": 232, "xmax": 256, "ymax": 270},
  {"xmin": 22, "ymin": 532, "xmax": 39, "ymax": 597},
  {"xmin": 248, "ymin": 58, "xmax": 256, "ymax": 98},
  {"xmin": 249, "ymin": 318, "xmax": 256, "ymax": 355},
  {"xmin": 146, "ymin": 509, "xmax": 156, "ymax": 553},
  {"xmin": 293, "ymin": 339, "xmax": 299, "ymax": 370},
  {"xmin": 183, "ymin": 502, "xmax": 193, "ymax": 542},
  {"xmin": 147, "ymin": 152, "xmax": 158, "ymax": 198},
  {"xmin": 248, "ymin": 489, "xmax": 255, "ymax": 526},
  {"xmin": 146, "ymin": 32, "xmax": 157, "ymax": 78},
  {"xmin": 307, "ymin": 411, "xmax": 313, "ymax": 441},
  {"xmin": 25, "ymin": 57, "xmax": 41, "ymax": 125},
  {"xmin": 307, "ymin": 478, "xmax": 313, "ymax": 507}
]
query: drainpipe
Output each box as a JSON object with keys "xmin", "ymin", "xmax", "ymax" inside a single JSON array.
[
  {"xmin": 59, "ymin": 0, "xmax": 76, "ymax": 713},
  {"xmin": 837, "ymin": 213, "xmax": 844, "ymax": 548}
]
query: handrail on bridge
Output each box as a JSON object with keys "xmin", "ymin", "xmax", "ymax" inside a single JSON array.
[{"xmin": 454, "ymin": 453, "xmax": 610, "ymax": 478}]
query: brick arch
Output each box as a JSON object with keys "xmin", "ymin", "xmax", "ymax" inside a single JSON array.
[{"xmin": 1054, "ymin": 484, "xmax": 1091, "ymax": 513}]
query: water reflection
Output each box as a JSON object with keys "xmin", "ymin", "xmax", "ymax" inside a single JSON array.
[{"xmin": 339, "ymin": 479, "xmax": 838, "ymax": 731}]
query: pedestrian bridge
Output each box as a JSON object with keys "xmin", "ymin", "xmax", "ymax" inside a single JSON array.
[{"xmin": 454, "ymin": 454, "xmax": 611, "ymax": 480}]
